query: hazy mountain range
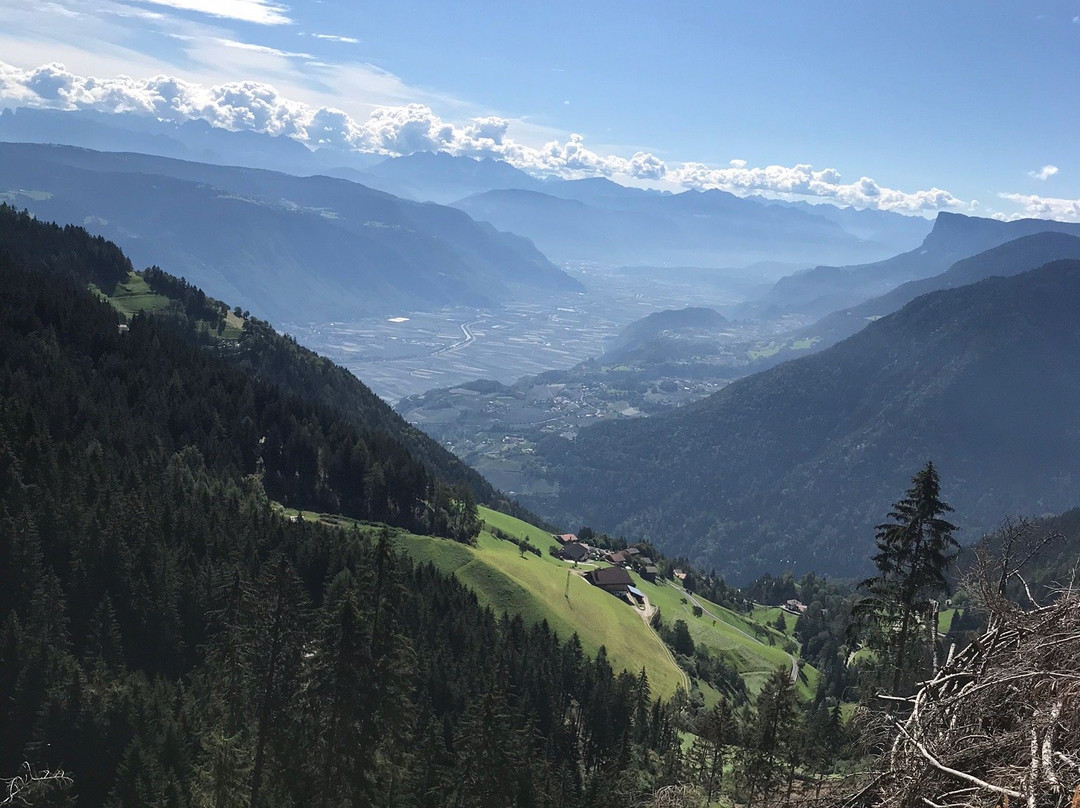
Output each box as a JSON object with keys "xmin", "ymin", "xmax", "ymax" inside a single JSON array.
[
  {"xmin": 0, "ymin": 142, "xmax": 580, "ymax": 321},
  {"xmin": 1, "ymin": 106, "xmax": 933, "ymax": 274},
  {"xmin": 751, "ymin": 212, "xmax": 1080, "ymax": 319},
  {"xmin": 452, "ymin": 179, "xmax": 931, "ymax": 269},
  {"xmin": 0, "ymin": 106, "xmax": 384, "ymax": 177},
  {"xmin": 771, "ymin": 231, "xmax": 1080, "ymax": 362}
]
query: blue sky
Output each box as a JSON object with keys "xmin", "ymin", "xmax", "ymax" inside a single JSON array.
[{"xmin": 1, "ymin": 0, "xmax": 1078, "ymax": 219}]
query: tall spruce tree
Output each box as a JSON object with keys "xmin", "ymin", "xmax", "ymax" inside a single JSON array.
[
  {"xmin": 856, "ymin": 462, "xmax": 958, "ymax": 696},
  {"xmin": 736, "ymin": 667, "xmax": 799, "ymax": 808},
  {"xmin": 687, "ymin": 699, "xmax": 734, "ymax": 803}
]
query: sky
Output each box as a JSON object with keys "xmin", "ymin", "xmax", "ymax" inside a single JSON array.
[{"xmin": 0, "ymin": 0, "xmax": 1078, "ymax": 220}]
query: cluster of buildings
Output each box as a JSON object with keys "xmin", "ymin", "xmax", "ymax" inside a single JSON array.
[{"xmin": 553, "ymin": 533, "xmax": 661, "ymax": 584}]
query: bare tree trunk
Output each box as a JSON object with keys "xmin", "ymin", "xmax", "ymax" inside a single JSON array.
[
  {"xmin": 892, "ymin": 605, "xmax": 912, "ymax": 697},
  {"xmin": 928, "ymin": 599, "xmax": 940, "ymax": 673}
]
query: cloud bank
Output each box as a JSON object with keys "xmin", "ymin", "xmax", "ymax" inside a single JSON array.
[
  {"xmin": 0, "ymin": 60, "xmax": 986, "ymax": 215},
  {"xmin": 997, "ymin": 193, "xmax": 1080, "ymax": 223}
]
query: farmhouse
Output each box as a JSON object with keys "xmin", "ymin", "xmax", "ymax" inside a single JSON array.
[
  {"xmin": 784, "ymin": 599, "xmax": 808, "ymax": 614},
  {"xmin": 607, "ymin": 550, "xmax": 629, "ymax": 565},
  {"xmin": 584, "ymin": 566, "xmax": 633, "ymax": 595},
  {"xmin": 554, "ymin": 533, "xmax": 579, "ymax": 544},
  {"xmin": 558, "ymin": 542, "xmax": 589, "ymax": 563},
  {"xmin": 641, "ymin": 565, "xmax": 660, "ymax": 584}
]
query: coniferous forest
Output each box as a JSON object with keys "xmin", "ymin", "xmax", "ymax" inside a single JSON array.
[{"xmin": 0, "ymin": 206, "xmax": 681, "ymax": 806}]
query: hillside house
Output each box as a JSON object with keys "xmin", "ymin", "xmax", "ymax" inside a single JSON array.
[
  {"xmin": 554, "ymin": 533, "xmax": 579, "ymax": 544},
  {"xmin": 607, "ymin": 550, "xmax": 629, "ymax": 565},
  {"xmin": 784, "ymin": 599, "xmax": 808, "ymax": 614},
  {"xmin": 558, "ymin": 542, "xmax": 589, "ymax": 563},
  {"xmin": 641, "ymin": 565, "xmax": 660, "ymax": 583},
  {"xmin": 584, "ymin": 566, "xmax": 633, "ymax": 595}
]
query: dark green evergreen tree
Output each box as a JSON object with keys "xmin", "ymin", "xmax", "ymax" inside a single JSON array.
[
  {"xmin": 855, "ymin": 462, "xmax": 958, "ymax": 696},
  {"xmin": 687, "ymin": 699, "xmax": 733, "ymax": 803},
  {"xmin": 736, "ymin": 667, "xmax": 799, "ymax": 808},
  {"xmin": 670, "ymin": 620, "xmax": 695, "ymax": 657}
]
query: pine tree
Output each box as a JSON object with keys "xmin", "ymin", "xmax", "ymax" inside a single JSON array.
[
  {"xmin": 736, "ymin": 667, "xmax": 798, "ymax": 808},
  {"xmin": 190, "ymin": 731, "xmax": 251, "ymax": 808},
  {"xmin": 688, "ymin": 699, "xmax": 733, "ymax": 803},
  {"xmin": 246, "ymin": 557, "xmax": 308, "ymax": 808},
  {"xmin": 855, "ymin": 462, "xmax": 958, "ymax": 696}
]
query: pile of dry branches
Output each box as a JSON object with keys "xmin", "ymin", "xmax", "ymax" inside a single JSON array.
[
  {"xmin": 1, "ymin": 763, "xmax": 72, "ymax": 806},
  {"xmin": 847, "ymin": 539, "xmax": 1080, "ymax": 808}
]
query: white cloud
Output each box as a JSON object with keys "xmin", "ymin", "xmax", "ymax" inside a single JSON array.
[
  {"xmin": 0, "ymin": 59, "xmax": 984, "ymax": 214},
  {"xmin": 309, "ymin": 33, "xmax": 359, "ymax": 44},
  {"xmin": 996, "ymin": 193, "xmax": 1080, "ymax": 223},
  {"xmin": 669, "ymin": 162, "xmax": 975, "ymax": 214},
  {"xmin": 1028, "ymin": 164, "xmax": 1059, "ymax": 181},
  {"xmin": 213, "ymin": 38, "xmax": 312, "ymax": 59},
  {"xmin": 128, "ymin": 0, "xmax": 291, "ymax": 25}
]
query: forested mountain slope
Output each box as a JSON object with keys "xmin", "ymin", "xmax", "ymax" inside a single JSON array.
[
  {"xmin": 604, "ymin": 307, "xmax": 729, "ymax": 361},
  {"xmin": 0, "ymin": 143, "xmax": 580, "ymax": 321},
  {"xmin": 0, "ymin": 205, "xmax": 680, "ymax": 807},
  {"xmin": 0, "ymin": 205, "xmax": 476, "ymax": 537},
  {"xmin": 0, "ymin": 203, "xmax": 530, "ymax": 522},
  {"xmin": 531, "ymin": 260, "xmax": 1080, "ymax": 581}
]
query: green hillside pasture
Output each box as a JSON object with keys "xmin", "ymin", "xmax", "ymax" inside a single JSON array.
[
  {"xmin": 105, "ymin": 272, "xmax": 171, "ymax": 319},
  {"xmin": 221, "ymin": 309, "xmax": 246, "ymax": 339},
  {"xmin": 750, "ymin": 604, "xmax": 800, "ymax": 637},
  {"xmin": 97, "ymin": 270, "xmax": 244, "ymax": 339},
  {"xmin": 284, "ymin": 504, "xmax": 813, "ymax": 701},
  {"xmin": 480, "ymin": 506, "xmax": 561, "ymax": 552},
  {"xmin": 477, "ymin": 509, "xmax": 814, "ymax": 697},
  {"xmin": 395, "ymin": 526, "xmax": 686, "ymax": 698},
  {"xmin": 633, "ymin": 576, "xmax": 819, "ymax": 699}
]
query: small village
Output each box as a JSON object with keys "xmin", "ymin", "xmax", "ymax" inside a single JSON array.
[{"xmin": 554, "ymin": 530, "xmax": 809, "ymax": 618}]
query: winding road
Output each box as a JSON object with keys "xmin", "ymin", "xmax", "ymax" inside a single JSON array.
[
  {"xmin": 433, "ymin": 320, "xmax": 479, "ymax": 355},
  {"xmin": 634, "ymin": 591, "xmax": 691, "ymax": 692}
]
